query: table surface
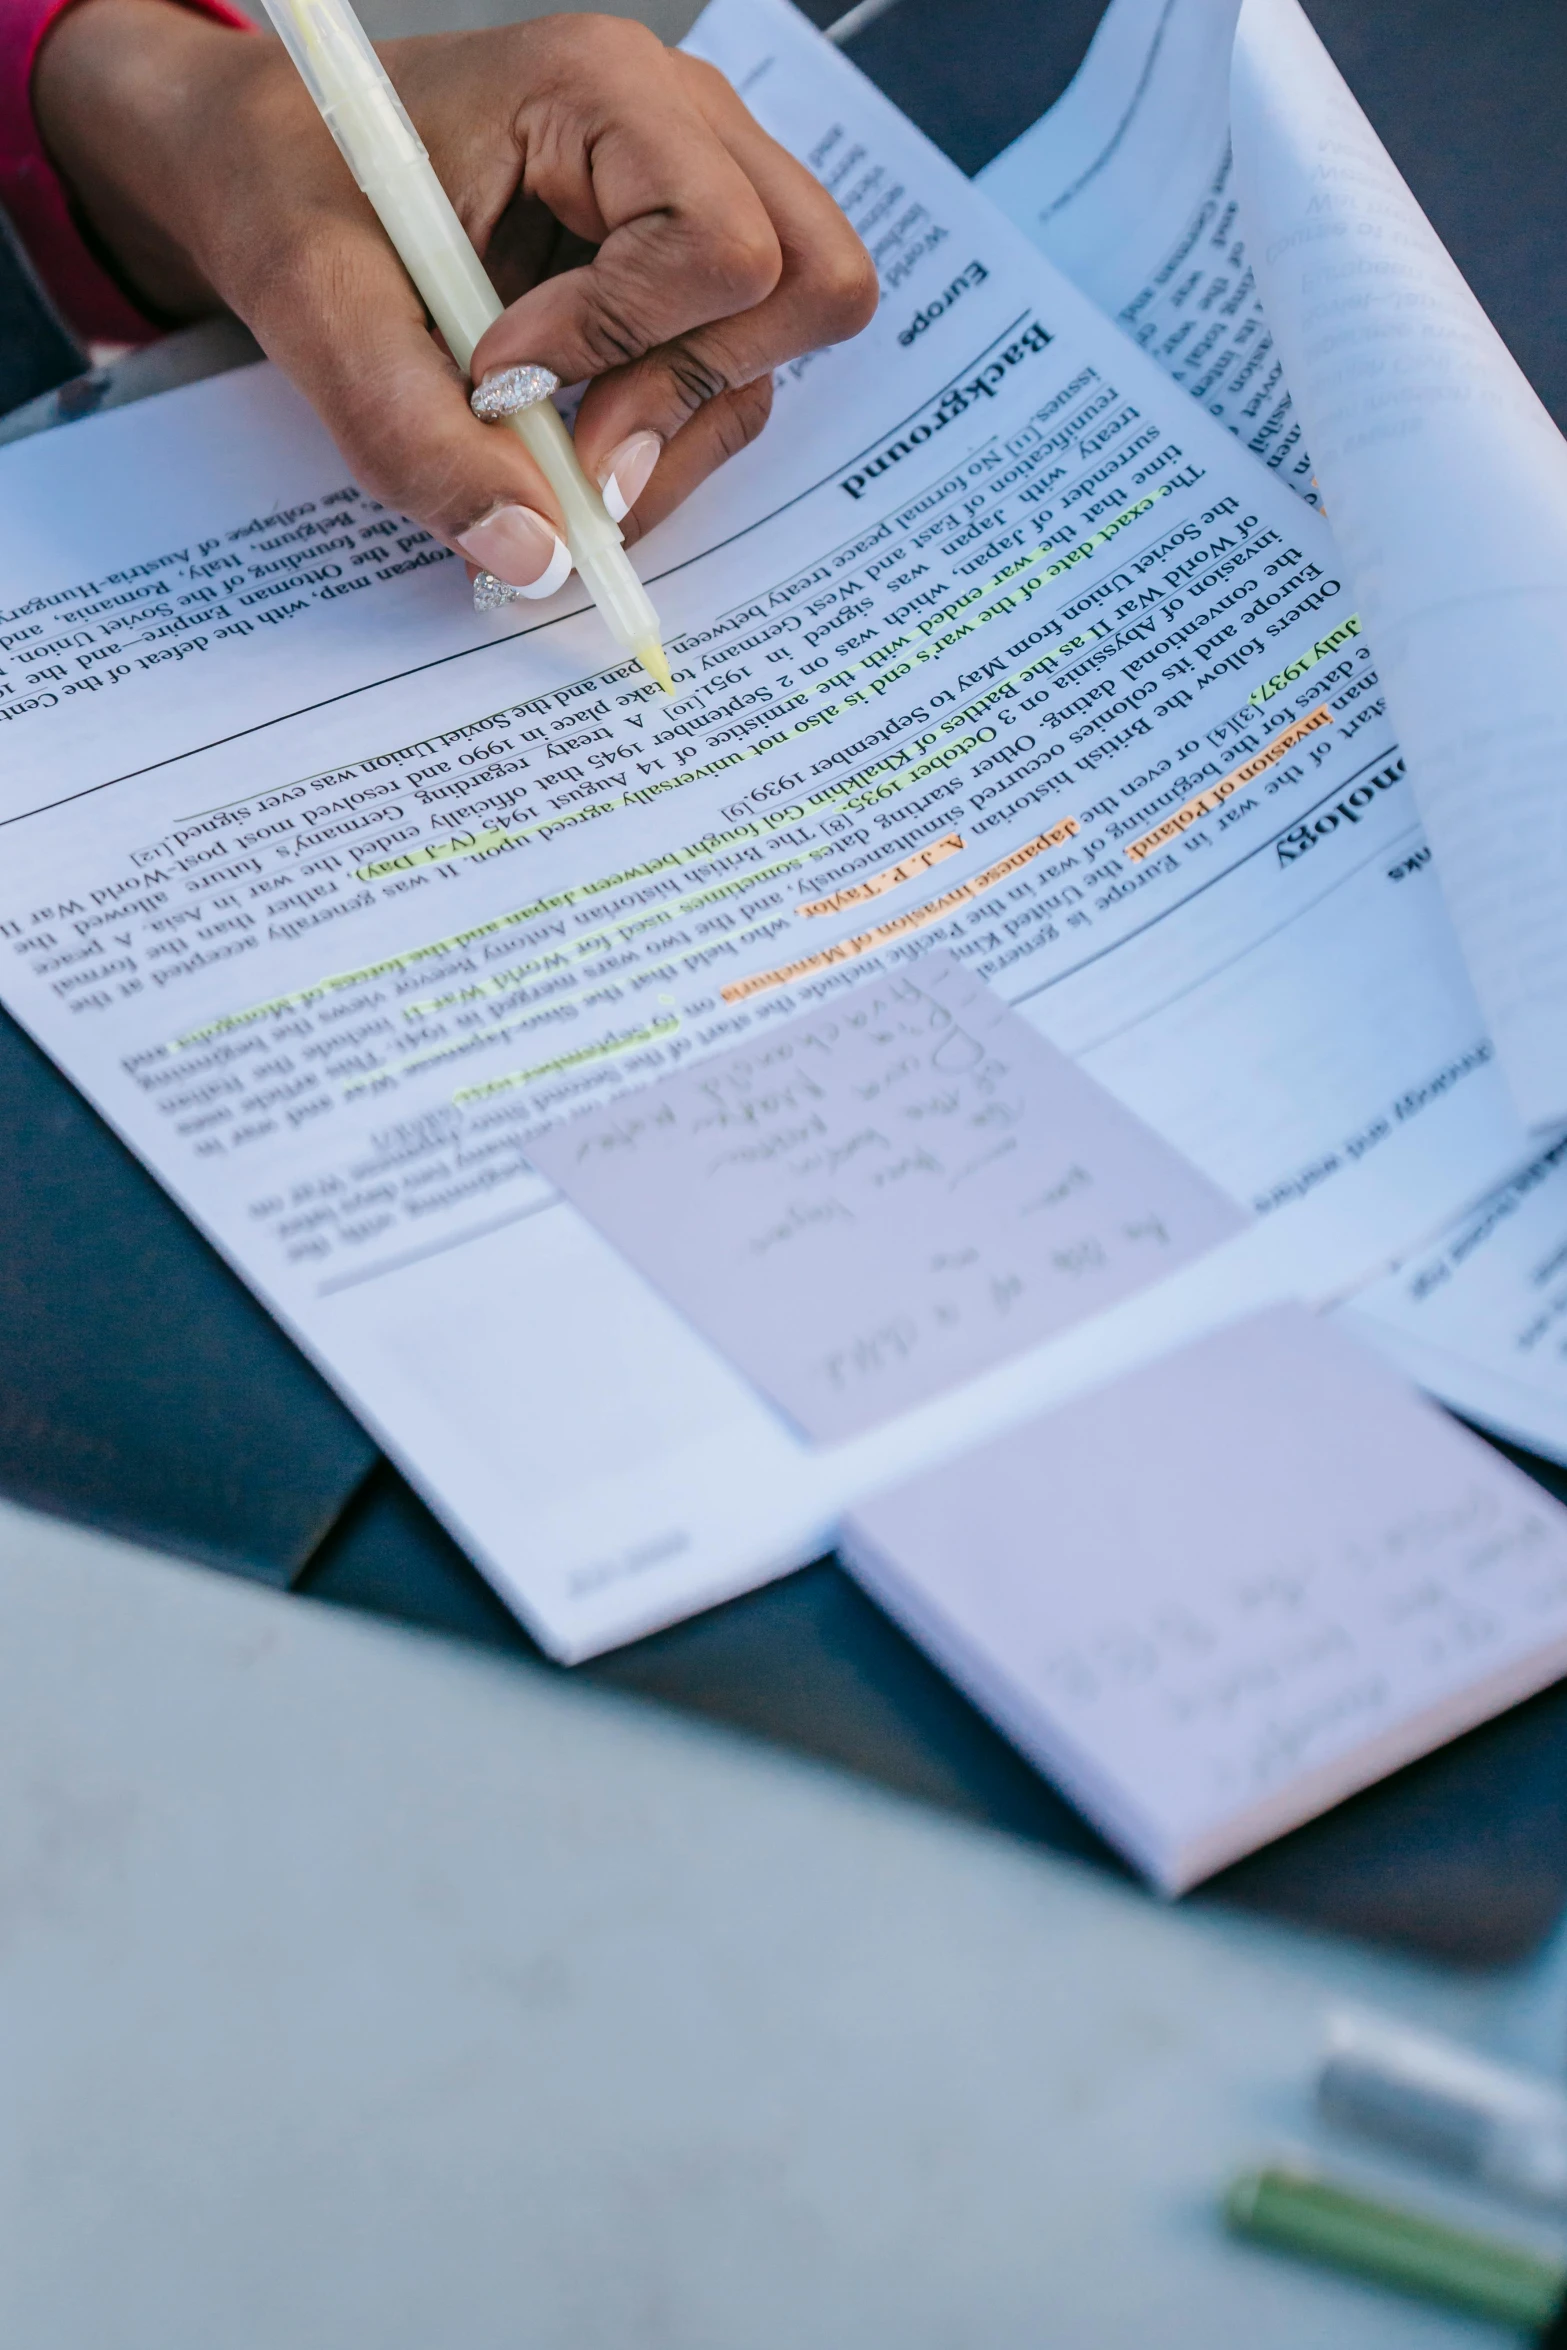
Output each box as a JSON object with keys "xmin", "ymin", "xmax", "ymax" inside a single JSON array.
[{"xmin": 5, "ymin": 1491, "xmax": 1566, "ymax": 2350}]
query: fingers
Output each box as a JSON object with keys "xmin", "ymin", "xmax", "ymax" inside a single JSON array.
[
  {"xmin": 165, "ymin": 45, "xmax": 586, "ymax": 593},
  {"xmin": 469, "ymin": 31, "xmax": 786, "ymax": 387},
  {"xmin": 596, "ymin": 378, "xmax": 776, "ymax": 545},
  {"xmin": 469, "ymin": 37, "xmax": 877, "ymax": 529},
  {"xmin": 51, "ymin": 6, "xmax": 880, "ymax": 581},
  {"xmin": 39, "ymin": 12, "xmax": 583, "ymax": 593},
  {"xmin": 254, "ymin": 219, "xmax": 578, "ymax": 591}
]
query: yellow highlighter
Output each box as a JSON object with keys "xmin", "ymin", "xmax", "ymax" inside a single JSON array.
[{"xmin": 260, "ymin": 0, "xmax": 675, "ymax": 695}]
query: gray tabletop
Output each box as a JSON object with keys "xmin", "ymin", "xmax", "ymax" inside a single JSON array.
[{"xmin": 4, "ymin": 1493, "xmax": 1567, "ymax": 2348}]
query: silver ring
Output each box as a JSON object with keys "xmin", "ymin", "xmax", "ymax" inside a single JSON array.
[{"xmin": 471, "ymin": 365, "xmax": 560, "ymax": 421}]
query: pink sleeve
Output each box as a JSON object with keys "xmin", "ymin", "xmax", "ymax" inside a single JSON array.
[{"xmin": 0, "ymin": 0, "xmax": 255, "ymax": 347}]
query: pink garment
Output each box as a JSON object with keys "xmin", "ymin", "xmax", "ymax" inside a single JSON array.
[{"xmin": 0, "ymin": 0, "xmax": 253, "ymax": 345}]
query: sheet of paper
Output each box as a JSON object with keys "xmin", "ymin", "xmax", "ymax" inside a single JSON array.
[
  {"xmin": 982, "ymin": 0, "xmax": 1567, "ymax": 1457},
  {"xmin": 987, "ymin": 0, "xmax": 1567, "ymax": 1132},
  {"xmin": 1339, "ymin": 1140, "xmax": 1567, "ymax": 1466},
  {"xmin": 1231, "ymin": 0, "xmax": 1567, "ymax": 1132},
  {"xmin": 531, "ymin": 951, "xmax": 1242, "ymax": 1438},
  {"xmin": 977, "ymin": 0, "xmax": 1314, "ymax": 501},
  {"xmin": 0, "ymin": 0, "xmax": 1539, "ymax": 1658},
  {"xmin": 844, "ymin": 1304, "xmax": 1567, "ymax": 1889}
]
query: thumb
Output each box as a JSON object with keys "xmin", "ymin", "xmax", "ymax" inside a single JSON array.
[{"xmin": 249, "ymin": 228, "xmax": 574, "ymax": 601}]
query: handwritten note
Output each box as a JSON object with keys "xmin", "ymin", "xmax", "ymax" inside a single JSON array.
[
  {"xmin": 844, "ymin": 1306, "xmax": 1567, "ymax": 1888},
  {"xmin": 528, "ymin": 951, "xmax": 1243, "ymax": 1441}
]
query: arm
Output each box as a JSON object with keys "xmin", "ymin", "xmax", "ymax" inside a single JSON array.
[{"xmin": 1, "ymin": 0, "xmax": 250, "ymax": 344}]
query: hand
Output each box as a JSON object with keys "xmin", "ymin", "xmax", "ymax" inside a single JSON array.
[{"xmin": 33, "ymin": 2, "xmax": 878, "ymax": 590}]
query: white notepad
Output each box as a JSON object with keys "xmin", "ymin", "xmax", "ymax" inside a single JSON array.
[{"xmin": 843, "ymin": 1306, "xmax": 1567, "ymax": 1889}]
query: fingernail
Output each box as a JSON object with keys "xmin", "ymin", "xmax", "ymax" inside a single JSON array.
[
  {"xmin": 597, "ymin": 431, "xmax": 662, "ymax": 523},
  {"xmin": 471, "ymin": 364, "xmax": 560, "ymax": 421},
  {"xmin": 457, "ymin": 505, "xmax": 572, "ymax": 598}
]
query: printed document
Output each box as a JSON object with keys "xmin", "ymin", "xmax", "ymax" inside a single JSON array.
[
  {"xmin": 979, "ymin": 0, "xmax": 1316, "ymax": 501},
  {"xmin": 0, "ymin": 0, "xmax": 1541, "ymax": 1656},
  {"xmin": 981, "ymin": 0, "xmax": 1567, "ymax": 1463},
  {"xmin": 1341, "ymin": 1142, "xmax": 1567, "ymax": 1468}
]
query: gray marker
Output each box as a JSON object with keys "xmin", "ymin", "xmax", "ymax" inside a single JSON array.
[{"xmin": 1319, "ymin": 2012, "xmax": 1567, "ymax": 2211}]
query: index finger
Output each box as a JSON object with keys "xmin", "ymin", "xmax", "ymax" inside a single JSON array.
[
  {"xmin": 566, "ymin": 59, "xmax": 879, "ymax": 510},
  {"xmin": 469, "ymin": 26, "xmax": 787, "ymax": 388}
]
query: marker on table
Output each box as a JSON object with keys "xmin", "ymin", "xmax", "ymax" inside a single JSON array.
[
  {"xmin": 1319, "ymin": 2012, "xmax": 1567, "ymax": 2213},
  {"xmin": 260, "ymin": 0, "xmax": 676, "ymax": 696},
  {"xmin": 1226, "ymin": 2162, "xmax": 1567, "ymax": 2336}
]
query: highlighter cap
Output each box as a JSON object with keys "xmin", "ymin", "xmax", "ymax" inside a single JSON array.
[
  {"xmin": 258, "ymin": 0, "xmax": 426, "ymax": 190},
  {"xmin": 1320, "ymin": 2011, "xmax": 1567, "ymax": 2209}
]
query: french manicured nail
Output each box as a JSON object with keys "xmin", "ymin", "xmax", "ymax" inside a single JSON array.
[
  {"xmin": 597, "ymin": 432, "xmax": 661, "ymax": 523},
  {"xmin": 457, "ymin": 505, "xmax": 572, "ymax": 598}
]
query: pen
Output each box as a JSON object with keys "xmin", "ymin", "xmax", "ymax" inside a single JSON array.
[
  {"xmin": 1225, "ymin": 2162, "xmax": 1567, "ymax": 2332},
  {"xmin": 260, "ymin": 0, "xmax": 675, "ymax": 695}
]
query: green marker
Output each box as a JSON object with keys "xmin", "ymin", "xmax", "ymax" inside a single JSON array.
[{"xmin": 1225, "ymin": 2163, "xmax": 1567, "ymax": 2332}]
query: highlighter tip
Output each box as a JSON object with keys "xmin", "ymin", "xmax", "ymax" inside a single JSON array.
[{"xmin": 636, "ymin": 639, "xmax": 677, "ymax": 697}]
